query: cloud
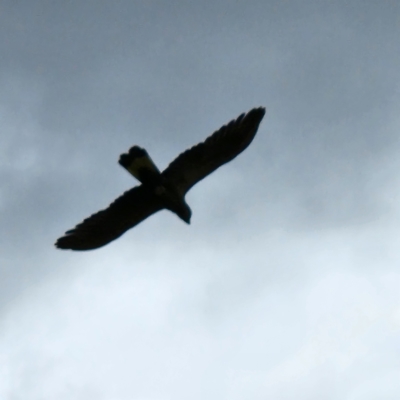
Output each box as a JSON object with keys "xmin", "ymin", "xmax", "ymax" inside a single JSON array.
[{"xmin": 1, "ymin": 1, "xmax": 400, "ymax": 398}]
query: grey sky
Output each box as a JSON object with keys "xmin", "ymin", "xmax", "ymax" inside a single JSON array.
[{"xmin": 1, "ymin": 1, "xmax": 400, "ymax": 399}]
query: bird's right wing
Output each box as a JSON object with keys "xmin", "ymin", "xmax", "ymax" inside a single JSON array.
[
  {"xmin": 162, "ymin": 107, "xmax": 266, "ymax": 196},
  {"xmin": 55, "ymin": 186, "xmax": 164, "ymax": 251}
]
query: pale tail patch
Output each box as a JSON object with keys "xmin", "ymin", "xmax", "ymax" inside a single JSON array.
[{"xmin": 118, "ymin": 146, "xmax": 161, "ymax": 184}]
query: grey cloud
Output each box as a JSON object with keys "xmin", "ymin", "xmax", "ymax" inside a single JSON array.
[{"xmin": 1, "ymin": 1, "xmax": 400, "ymax": 398}]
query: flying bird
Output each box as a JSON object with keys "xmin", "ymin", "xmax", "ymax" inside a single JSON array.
[{"xmin": 55, "ymin": 107, "xmax": 266, "ymax": 250}]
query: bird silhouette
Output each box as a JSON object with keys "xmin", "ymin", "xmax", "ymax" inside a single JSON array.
[{"xmin": 55, "ymin": 107, "xmax": 266, "ymax": 250}]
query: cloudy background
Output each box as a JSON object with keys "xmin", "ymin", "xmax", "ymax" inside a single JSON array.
[{"xmin": 1, "ymin": 1, "xmax": 400, "ymax": 398}]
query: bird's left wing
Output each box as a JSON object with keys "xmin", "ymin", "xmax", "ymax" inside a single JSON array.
[
  {"xmin": 55, "ymin": 186, "xmax": 164, "ymax": 250},
  {"xmin": 162, "ymin": 107, "xmax": 266, "ymax": 196}
]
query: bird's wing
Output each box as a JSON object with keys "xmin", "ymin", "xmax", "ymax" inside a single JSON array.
[
  {"xmin": 55, "ymin": 186, "xmax": 164, "ymax": 251},
  {"xmin": 162, "ymin": 107, "xmax": 266, "ymax": 196}
]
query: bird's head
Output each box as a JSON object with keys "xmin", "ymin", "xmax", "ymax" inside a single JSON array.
[{"xmin": 177, "ymin": 202, "xmax": 192, "ymax": 224}]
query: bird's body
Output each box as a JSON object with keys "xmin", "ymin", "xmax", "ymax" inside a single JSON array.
[{"xmin": 56, "ymin": 107, "xmax": 266, "ymax": 250}]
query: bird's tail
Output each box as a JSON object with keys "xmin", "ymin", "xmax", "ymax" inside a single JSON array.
[{"xmin": 119, "ymin": 146, "xmax": 161, "ymax": 184}]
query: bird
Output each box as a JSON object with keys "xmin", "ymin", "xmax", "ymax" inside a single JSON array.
[{"xmin": 55, "ymin": 107, "xmax": 266, "ymax": 250}]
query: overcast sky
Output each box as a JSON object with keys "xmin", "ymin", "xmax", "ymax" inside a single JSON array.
[{"xmin": 1, "ymin": 1, "xmax": 400, "ymax": 399}]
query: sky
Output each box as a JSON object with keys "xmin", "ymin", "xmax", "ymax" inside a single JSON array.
[{"xmin": 1, "ymin": 1, "xmax": 400, "ymax": 399}]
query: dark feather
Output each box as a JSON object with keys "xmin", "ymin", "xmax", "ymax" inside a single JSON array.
[
  {"xmin": 162, "ymin": 107, "xmax": 266, "ymax": 196},
  {"xmin": 56, "ymin": 107, "xmax": 266, "ymax": 251},
  {"xmin": 55, "ymin": 186, "xmax": 164, "ymax": 250},
  {"xmin": 119, "ymin": 146, "xmax": 161, "ymax": 184}
]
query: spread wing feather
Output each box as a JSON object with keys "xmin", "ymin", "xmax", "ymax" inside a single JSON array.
[
  {"xmin": 162, "ymin": 107, "xmax": 266, "ymax": 196},
  {"xmin": 55, "ymin": 186, "xmax": 164, "ymax": 250}
]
